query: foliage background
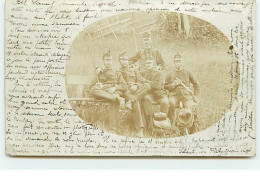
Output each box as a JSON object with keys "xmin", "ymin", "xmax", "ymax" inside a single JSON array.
[{"xmin": 65, "ymin": 11, "xmax": 240, "ymax": 137}]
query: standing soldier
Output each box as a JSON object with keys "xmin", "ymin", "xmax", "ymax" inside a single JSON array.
[
  {"xmin": 165, "ymin": 53, "xmax": 200, "ymax": 135},
  {"xmin": 90, "ymin": 51, "xmax": 126, "ymax": 132},
  {"xmin": 129, "ymin": 32, "xmax": 165, "ymax": 70},
  {"xmin": 118, "ymin": 51, "xmax": 151, "ymax": 137},
  {"xmin": 140, "ymin": 56, "xmax": 169, "ymax": 133}
]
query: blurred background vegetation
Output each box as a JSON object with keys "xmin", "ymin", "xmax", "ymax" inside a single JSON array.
[{"xmin": 66, "ymin": 11, "xmax": 240, "ymax": 136}]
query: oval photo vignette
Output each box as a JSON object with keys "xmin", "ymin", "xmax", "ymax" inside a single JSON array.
[{"xmin": 65, "ymin": 11, "xmax": 240, "ymax": 138}]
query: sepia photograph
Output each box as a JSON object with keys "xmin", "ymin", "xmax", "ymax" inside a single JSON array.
[{"xmin": 65, "ymin": 11, "xmax": 240, "ymax": 138}]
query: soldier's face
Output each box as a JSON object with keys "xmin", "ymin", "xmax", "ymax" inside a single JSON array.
[
  {"xmin": 145, "ymin": 61, "xmax": 154, "ymax": 70},
  {"xmin": 103, "ymin": 58, "xmax": 113, "ymax": 68},
  {"xmin": 143, "ymin": 38, "xmax": 152, "ymax": 48},
  {"xmin": 174, "ymin": 59, "xmax": 183, "ymax": 69},
  {"xmin": 119, "ymin": 58, "xmax": 129, "ymax": 67}
]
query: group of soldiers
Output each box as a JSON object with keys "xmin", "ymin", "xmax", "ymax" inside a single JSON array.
[{"xmin": 90, "ymin": 32, "xmax": 200, "ymax": 137}]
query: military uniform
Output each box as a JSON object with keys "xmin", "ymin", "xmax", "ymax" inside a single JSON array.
[
  {"xmin": 165, "ymin": 67, "xmax": 200, "ymax": 135},
  {"xmin": 90, "ymin": 66, "xmax": 127, "ymax": 131},
  {"xmin": 119, "ymin": 66, "xmax": 151, "ymax": 132},
  {"xmin": 129, "ymin": 32, "xmax": 165, "ymax": 70},
  {"xmin": 140, "ymin": 67, "xmax": 169, "ymax": 130},
  {"xmin": 165, "ymin": 67, "xmax": 200, "ymax": 108},
  {"xmin": 119, "ymin": 66, "xmax": 150, "ymax": 101},
  {"xmin": 90, "ymin": 67, "xmax": 127, "ymax": 100},
  {"xmin": 129, "ymin": 48, "xmax": 165, "ymax": 70}
]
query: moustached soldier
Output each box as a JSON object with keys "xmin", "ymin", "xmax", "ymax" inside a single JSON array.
[{"xmin": 164, "ymin": 53, "xmax": 200, "ymax": 135}]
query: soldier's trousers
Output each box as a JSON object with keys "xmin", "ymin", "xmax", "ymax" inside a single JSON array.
[
  {"xmin": 90, "ymin": 88, "xmax": 121, "ymax": 102},
  {"xmin": 124, "ymin": 84, "xmax": 151, "ymax": 130},
  {"xmin": 140, "ymin": 94, "xmax": 169, "ymax": 132},
  {"xmin": 131, "ymin": 102, "xmax": 143, "ymax": 130},
  {"xmin": 144, "ymin": 93, "xmax": 169, "ymax": 114},
  {"xmin": 124, "ymin": 83, "xmax": 151, "ymax": 102},
  {"xmin": 168, "ymin": 95, "xmax": 194, "ymax": 109},
  {"xmin": 140, "ymin": 98, "xmax": 153, "ymax": 131},
  {"xmin": 90, "ymin": 88, "xmax": 120, "ymax": 131},
  {"xmin": 168, "ymin": 94, "xmax": 194, "ymax": 124}
]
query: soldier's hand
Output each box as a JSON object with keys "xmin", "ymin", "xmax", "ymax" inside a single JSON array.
[
  {"xmin": 96, "ymin": 67, "xmax": 102, "ymax": 74},
  {"xmin": 96, "ymin": 82, "xmax": 103, "ymax": 89},
  {"xmin": 173, "ymin": 79, "xmax": 182, "ymax": 86},
  {"xmin": 108, "ymin": 87, "xmax": 116, "ymax": 94},
  {"xmin": 130, "ymin": 85, "xmax": 138, "ymax": 92}
]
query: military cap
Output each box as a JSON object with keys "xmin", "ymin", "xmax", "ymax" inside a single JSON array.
[
  {"xmin": 103, "ymin": 50, "xmax": 112, "ymax": 60},
  {"xmin": 118, "ymin": 51, "xmax": 128, "ymax": 60},
  {"xmin": 142, "ymin": 31, "xmax": 151, "ymax": 39},
  {"xmin": 174, "ymin": 53, "xmax": 182, "ymax": 61}
]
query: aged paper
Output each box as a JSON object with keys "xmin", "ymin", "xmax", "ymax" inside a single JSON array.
[{"xmin": 5, "ymin": 0, "xmax": 256, "ymax": 156}]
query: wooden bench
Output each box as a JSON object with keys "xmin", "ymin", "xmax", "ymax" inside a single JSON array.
[{"xmin": 66, "ymin": 75, "xmax": 177, "ymax": 137}]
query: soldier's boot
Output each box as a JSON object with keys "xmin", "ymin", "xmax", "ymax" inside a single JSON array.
[{"xmin": 133, "ymin": 83, "xmax": 151, "ymax": 101}]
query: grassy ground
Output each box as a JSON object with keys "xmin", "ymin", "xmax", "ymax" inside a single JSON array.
[{"xmin": 66, "ymin": 12, "xmax": 240, "ymax": 137}]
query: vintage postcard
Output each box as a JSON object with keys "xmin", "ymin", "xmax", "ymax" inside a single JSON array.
[{"xmin": 5, "ymin": 0, "xmax": 256, "ymax": 156}]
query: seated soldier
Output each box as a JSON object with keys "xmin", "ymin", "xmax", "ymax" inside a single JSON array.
[
  {"xmin": 90, "ymin": 51, "xmax": 126, "ymax": 132},
  {"xmin": 164, "ymin": 53, "xmax": 200, "ymax": 135},
  {"xmin": 140, "ymin": 56, "xmax": 169, "ymax": 133},
  {"xmin": 118, "ymin": 51, "xmax": 151, "ymax": 137}
]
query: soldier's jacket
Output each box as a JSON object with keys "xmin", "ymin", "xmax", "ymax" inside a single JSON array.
[
  {"xmin": 140, "ymin": 67, "xmax": 167, "ymax": 98},
  {"xmin": 91, "ymin": 67, "xmax": 127, "ymax": 92},
  {"xmin": 129, "ymin": 48, "xmax": 165, "ymax": 69},
  {"xmin": 118, "ymin": 66, "xmax": 146, "ymax": 87},
  {"xmin": 165, "ymin": 68, "xmax": 200, "ymax": 97}
]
